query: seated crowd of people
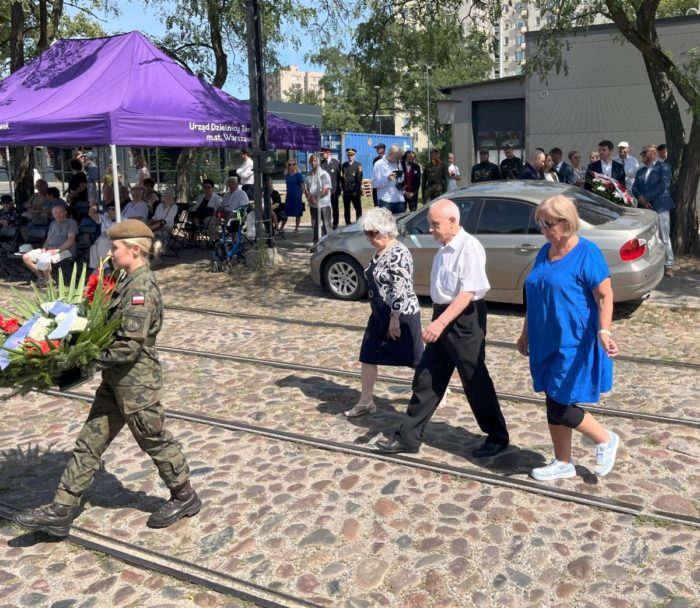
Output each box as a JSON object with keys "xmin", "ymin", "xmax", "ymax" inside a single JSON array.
[{"xmin": 1, "ymin": 161, "xmax": 287, "ymax": 285}]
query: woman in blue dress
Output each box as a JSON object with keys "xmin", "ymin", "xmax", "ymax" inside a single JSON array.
[
  {"xmin": 517, "ymin": 195, "xmax": 621, "ymax": 481},
  {"xmin": 284, "ymin": 160, "xmax": 305, "ymax": 232},
  {"xmin": 345, "ymin": 207, "xmax": 423, "ymax": 417}
]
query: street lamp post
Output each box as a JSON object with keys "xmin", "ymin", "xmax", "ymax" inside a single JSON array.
[{"xmin": 425, "ymin": 65, "xmax": 431, "ymax": 153}]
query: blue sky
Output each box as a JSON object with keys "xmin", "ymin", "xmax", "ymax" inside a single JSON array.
[{"xmin": 88, "ymin": 3, "xmax": 318, "ymax": 98}]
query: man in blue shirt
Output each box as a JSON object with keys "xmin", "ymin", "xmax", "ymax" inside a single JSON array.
[{"xmin": 632, "ymin": 144, "xmax": 675, "ymax": 277}]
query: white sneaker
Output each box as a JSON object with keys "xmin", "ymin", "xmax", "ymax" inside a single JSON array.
[
  {"xmin": 594, "ymin": 431, "xmax": 620, "ymax": 477},
  {"xmin": 530, "ymin": 459, "xmax": 576, "ymax": 481}
]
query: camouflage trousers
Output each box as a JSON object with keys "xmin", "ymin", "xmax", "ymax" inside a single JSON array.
[
  {"xmin": 423, "ymin": 187, "xmax": 444, "ymax": 204},
  {"xmin": 54, "ymin": 382, "xmax": 191, "ymax": 507}
]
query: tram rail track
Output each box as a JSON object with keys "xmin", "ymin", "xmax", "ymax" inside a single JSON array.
[
  {"xmin": 150, "ymin": 343, "xmax": 700, "ymax": 430},
  {"xmin": 0, "ymin": 501, "xmax": 322, "ymax": 608},
  {"xmin": 35, "ymin": 387, "xmax": 700, "ymax": 531},
  {"xmin": 164, "ymin": 304, "xmax": 700, "ymax": 372},
  {"xmin": 0, "ymin": 283, "xmax": 697, "ymax": 371}
]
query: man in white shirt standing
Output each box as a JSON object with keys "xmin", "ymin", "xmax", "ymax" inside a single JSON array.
[
  {"xmin": 305, "ymin": 154, "xmax": 332, "ymax": 244},
  {"xmin": 446, "ymin": 153, "xmax": 461, "ymax": 191},
  {"xmin": 613, "ymin": 141, "xmax": 640, "ymax": 192},
  {"xmin": 375, "ymin": 199, "xmax": 510, "ymax": 457},
  {"xmin": 236, "ymin": 149, "xmax": 255, "ymax": 200},
  {"xmin": 371, "ymin": 144, "xmax": 405, "ymax": 214}
]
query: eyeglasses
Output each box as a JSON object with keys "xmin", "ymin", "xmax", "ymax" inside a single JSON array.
[
  {"xmin": 363, "ymin": 230, "xmax": 379, "ymax": 238},
  {"xmin": 287, "ymin": 163, "xmax": 296, "ymax": 167},
  {"xmin": 537, "ymin": 218, "xmax": 565, "ymax": 230}
]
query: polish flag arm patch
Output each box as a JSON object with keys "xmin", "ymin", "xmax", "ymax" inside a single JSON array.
[{"xmin": 131, "ymin": 294, "xmax": 145, "ymax": 305}]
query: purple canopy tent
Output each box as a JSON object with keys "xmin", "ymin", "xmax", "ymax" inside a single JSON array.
[{"xmin": 0, "ymin": 31, "xmax": 319, "ymax": 217}]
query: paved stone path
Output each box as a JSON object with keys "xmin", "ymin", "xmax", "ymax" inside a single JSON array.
[{"xmin": 0, "ymin": 229, "xmax": 698, "ymax": 607}]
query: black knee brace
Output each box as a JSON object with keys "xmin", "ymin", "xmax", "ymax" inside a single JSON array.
[{"xmin": 546, "ymin": 395, "xmax": 585, "ymax": 428}]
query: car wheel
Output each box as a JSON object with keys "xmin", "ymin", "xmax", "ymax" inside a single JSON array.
[{"xmin": 323, "ymin": 254, "xmax": 367, "ymax": 301}]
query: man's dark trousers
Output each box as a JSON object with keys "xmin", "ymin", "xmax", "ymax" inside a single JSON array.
[
  {"xmin": 343, "ymin": 193, "xmax": 362, "ymax": 224},
  {"xmin": 330, "ymin": 192, "xmax": 340, "ymax": 228},
  {"xmin": 395, "ymin": 301, "xmax": 509, "ymax": 448}
]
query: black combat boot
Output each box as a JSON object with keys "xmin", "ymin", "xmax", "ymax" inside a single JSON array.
[
  {"xmin": 14, "ymin": 503, "xmax": 76, "ymax": 537},
  {"xmin": 147, "ymin": 482, "xmax": 201, "ymax": 529}
]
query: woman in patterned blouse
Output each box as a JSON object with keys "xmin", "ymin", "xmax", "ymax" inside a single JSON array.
[{"xmin": 346, "ymin": 208, "xmax": 424, "ymax": 417}]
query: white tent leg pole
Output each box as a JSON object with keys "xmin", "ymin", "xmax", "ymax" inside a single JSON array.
[
  {"xmin": 5, "ymin": 147, "xmax": 13, "ymax": 197},
  {"xmin": 111, "ymin": 144, "xmax": 122, "ymax": 221},
  {"xmin": 155, "ymin": 147, "xmax": 160, "ymax": 191}
]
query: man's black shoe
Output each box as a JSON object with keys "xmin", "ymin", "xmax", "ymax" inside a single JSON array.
[
  {"xmin": 14, "ymin": 502, "xmax": 76, "ymax": 537},
  {"xmin": 147, "ymin": 482, "xmax": 202, "ymax": 529},
  {"xmin": 472, "ymin": 440, "xmax": 509, "ymax": 458},
  {"xmin": 374, "ymin": 439, "xmax": 420, "ymax": 454}
]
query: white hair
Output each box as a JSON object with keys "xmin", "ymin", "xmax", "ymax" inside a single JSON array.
[
  {"xmin": 389, "ymin": 144, "xmax": 402, "ymax": 155},
  {"xmin": 359, "ymin": 207, "xmax": 398, "ymax": 238}
]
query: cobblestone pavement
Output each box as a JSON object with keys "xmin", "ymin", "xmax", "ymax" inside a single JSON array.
[{"xmin": 0, "ymin": 228, "xmax": 698, "ymax": 607}]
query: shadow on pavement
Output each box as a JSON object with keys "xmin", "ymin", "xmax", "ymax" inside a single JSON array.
[
  {"xmin": 0, "ymin": 443, "xmax": 159, "ymax": 518},
  {"xmin": 277, "ymin": 374, "xmax": 547, "ymax": 475}
]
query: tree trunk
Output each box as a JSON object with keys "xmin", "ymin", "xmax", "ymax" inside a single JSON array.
[
  {"xmin": 10, "ymin": 2, "xmax": 34, "ymax": 208},
  {"xmin": 641, "ymin": 47, "xmax": 700, "ymax": 255},
  {"xmin": 174, "ymin": 2, "xmax": 229, "ymax": 203},
  {"xmin": 175, "ymin": 148, "xmax": 197, "ymax": 203},
  {"xmin": 671, "ymin": 115, "xmax": 700, "ymax": 255},
  {"xmin": 39, "ymin": 0, "xmax": 49, "ymax": 51}
]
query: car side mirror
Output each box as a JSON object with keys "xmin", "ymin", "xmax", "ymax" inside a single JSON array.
[{"xmin": 398, "ymin": 224, "xmax": 407, "ymax": 236}]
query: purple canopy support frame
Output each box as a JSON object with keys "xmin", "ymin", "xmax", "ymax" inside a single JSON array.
[{"xmin": 0, "ymin": 31, "xmax": 320, "ymax": 219}]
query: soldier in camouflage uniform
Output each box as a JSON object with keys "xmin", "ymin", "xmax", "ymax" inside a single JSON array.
[
  {"xmin": 15, "ymin": 220, "xmax": 201, "ymax": 537},
  {"xmin": 421, "ymin": 149, "xmax": 447, "ymax": 205}
]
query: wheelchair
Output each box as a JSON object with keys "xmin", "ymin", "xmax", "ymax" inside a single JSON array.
[{"xmin": 210, "ymin": 208, "xmax": 247, "ymax": 272}]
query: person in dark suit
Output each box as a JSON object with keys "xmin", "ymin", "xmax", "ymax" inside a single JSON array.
[
  {"xmin": 470, "ymin": 149, "xmax": 501, "ymax": 183},
  {"xmin": 374, "ymin": 198, "xmax": 510, "ymax": 458},
  {"xmin": 632, "ymin": 144, "xmax": 675, "ymax": 277},
  {"xmin": 585, "ymin": 140, "xmax": 626, "ymax": 190},
  {"xmin": 372, "ymin": 143, "xmax": 385, "ymax": 207},
  {"xmin": 321, "ymin": 147, "xmax": 342, "ymax": 229},
  {"xmin": 340, "ymin": 148, "xmax": 363, "ymax": 225},
  {"xmin": 401, "ymin": 150, "xmax": 422, "ymax": 212},
  {"xmin": 518, "ymin": 150, "xmax": 545, "ymax": 180},
  {"xmin": 550, "ymin": 148, "xmax": 576, "ymax": 185}
]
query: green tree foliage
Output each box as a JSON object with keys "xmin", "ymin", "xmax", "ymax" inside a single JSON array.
[
  {"xmin": 311, "ymin": 3, "xmax": 493, "ymax": 149},
  {"xmin": 142, "ymin": 0, "xmax": 316, "ymax": 88},
  {"xmin": 284, "ymin": 83, "xmax": 322, "ymax": 105},
  {"xmin": 0, "ymin": 0, "xmax": 112, "ymax": 76}
]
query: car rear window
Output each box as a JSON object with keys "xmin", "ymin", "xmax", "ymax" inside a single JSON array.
[
  {"xmin": 405, "ymin": 198, "xmax": 479, "ymax": 234},
  {"xmin": 569, "ymin": 190, "xmax": 624, "ymax": 225},
  {"xmin": 476, "ymin": 199, "xmax": 537, "ymax": 234}
]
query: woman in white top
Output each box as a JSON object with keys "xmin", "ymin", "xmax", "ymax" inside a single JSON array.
[
  {"xmin": 148, "ymin": 188, "xmax": 179, "ymax": 263},
  {"xmin": 543, "ymin": 154, "xmax": 560, "ymax": 182},
  {"xmin": 87, "ymin": 190, "xmax": 118, "ymax": 269},
  {"xmin": 122, "ymin": 186, "xmax": 150, "ymax": 222}
]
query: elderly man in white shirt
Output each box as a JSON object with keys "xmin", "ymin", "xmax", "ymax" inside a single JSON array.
[
  {"xmin": 221, "ymin": 177, "xmax": 249, "ymax": 214},
  {"xmin": 613, "ymin": 141, "xmax": 640, "ymax": 193},
  {"xmin": 236, "ymin": 149, "xmax": 255, "ymax": 200},
  {"xmin": 305, "ymin": 154, "xmax": 332, "ymax": 244},
  {"xmin": 375, "ymin": 198, "xmax": 510, "ymax": 458},
  {"xmin": 371, "ymin": 144, "xmax": 406, "ymax": 214}
]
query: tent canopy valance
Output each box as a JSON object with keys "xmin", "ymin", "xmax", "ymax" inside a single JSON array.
[{"xmin": 0, "ymin": 31, "xmax": 319, "ymax": 150}]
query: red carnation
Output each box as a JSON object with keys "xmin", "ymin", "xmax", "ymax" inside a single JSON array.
[
  {"xmin": 0, "ymin": 316, "xmax": 21, "ymax": 334},
  {"xmin": 85, "ymin": 273, "xmax": 116, "ymax": 304},
  {"xmin": 24, "ymin": 338, "xmax": 62, "ymax": 355}
]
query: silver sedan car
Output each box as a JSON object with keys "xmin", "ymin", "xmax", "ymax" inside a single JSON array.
[{"xmin": 310, "ymin": 181, "xmax": 665, "ymax": 303}]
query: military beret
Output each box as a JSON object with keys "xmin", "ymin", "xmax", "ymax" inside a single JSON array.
[{"xmin": 107, "ymin": 219, "xmax": 154, "ymax": 240}]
